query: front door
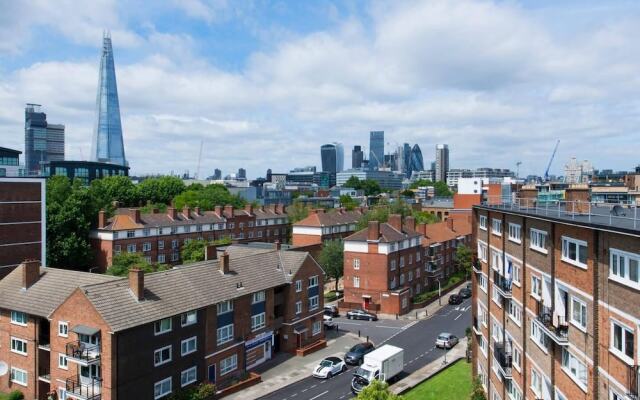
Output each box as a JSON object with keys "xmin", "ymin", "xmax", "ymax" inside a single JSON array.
[
  {"xmin": 207, "ymin": 364, "xmax": 216, "ymax": 383},
  {"xmin": 363, "ymin": 297, "xmax": 371, "ymax": 310},
  {"xmin": 264, "ymin": 340, "xmax": 272, "ymax": 360}
]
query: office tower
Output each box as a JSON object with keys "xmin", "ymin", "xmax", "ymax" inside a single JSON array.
[
  {"xmin": 24, "ymin": 104, "xmax": 65, "ymax": 175},
  {"xmin": 213, "ymin": 168, "xmax": 222, "ymax": 180},
  {"xmin": 91, "ymin": 32, "xmax": 127, "ymax": 166},
  {"xmin": 369, "ymin": 131, "xmax": 384, "ymax": 170},
  {"xmin": 266, "ymin": 168, "xmax": 272, "ymax": 182},
  {"xmin": 435, "ymin": 144, "xmax": 449, "ymax": 182},
  {"xmin": 564, "ymin": 157, "xmax": 594, "ymax": 184},
  {"xmin": 402, "ymin": 143, "xmax": 411, "ymax": 177},
  {"xmin": 321, "ymin": 143, "xmax": 343, "ymax": 173},
  {"xmin": 409, "ymin": 144, "xmax": 424, "ymax": 177},
  {"xmin": 237, "ymin": 168, "xmax": 247, "ymax": 180},
  {"xmin": 352, "ymin": 145, "xmax": 364, "ymax": 169}
]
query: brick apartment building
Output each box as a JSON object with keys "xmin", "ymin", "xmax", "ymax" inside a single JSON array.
[
  {"xmin": 471, "ymin": 188, "xmax": 640, "ymax": 400},
  {"xmin": 0, "ymin": 245, "xmax": 325, "ymax": 400},
  {"xmin": 0, "ymin": 178, "xmax": 46, "ymax": 278},
  {"xmin": 291, "ymin": 208, "xmax": 365, "ymax": 247},
  {"xmin": 421, "ymin": 217, "xmax": 472, "ymax": 288},
  {"xmin": 90, "ymin": 204, "xmax": 289, "ymax": 271}
]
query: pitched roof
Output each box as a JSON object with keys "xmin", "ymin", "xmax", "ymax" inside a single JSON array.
[
  {"xmin": 0, "ymin": 265, "xmax": 118, "ymax": 317},
  {"xmin": 78, "ymin": 246, "xmax": 314, "ymax": 332},
  {"xmin": 294, "ymin": 209, "xmax": 364, "ymax": 227},
  {"xmin": 345, "ymin": 222, "xmax": 421, "ymax": 243},
  {"xmin": 421, "ymin": 218, "xmax": 472, "ymax": 246}
]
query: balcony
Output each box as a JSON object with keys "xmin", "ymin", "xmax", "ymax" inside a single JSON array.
[
  {"xmin": 66, "ymin": 376, "xmax": 102, "ymax": 400},
  {"xmin": 534, "ymin": 301, "xmax": 569, "ymax": 345},
  {"xmin": 493, "ymin": 270, "xmax": 512, "ymax": 298},
  {"xmin": 493, "ymin": 342, "xmax": 512, "ymax": 379},
  {"xmin": 66, "ymin": 341, "xmax": 101, "ymax": 365},
  {"xmin": 472, "ymin": 261, "xmax": 482, "ymax": 274},
  {"xmin": 425, "ymin": 262, "xmax": 442, "ymax": 277},
  {"xmin": 627, "ymin": 365, "xmax": 638, "ymax": 400}
]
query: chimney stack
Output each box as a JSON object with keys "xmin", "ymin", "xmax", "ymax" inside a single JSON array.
[
  {"xmin": 367, "ymin": 221, "xmax": 380, "ymax": 241},
  {"xmin": 220, "ymin": 253, "xmax": 230, "ymax": 274},
  {"xmin": 22, "ymin": 260, "xmax": 40, "ymax": 289},
  {"xmin": 446, "ymin": 217, "xmax": 454, "ymax": 231},
  {"xmin": 128, "ymin": 208, "xmax": 141, "ymax": 223},
  {"xmin": 205, "ymin": 245, "xmax": 217, "ymax": 261},
  {"xmin": 167, "ymin": 206, "xmax": 178, "ymax": 220},
  {"xmin": 129, "ymin": 268, "xmax": 144, "ymax": 301},
  {"xmin": 417, "ymin": 223, "xmax": 426, "ymax": 235},
  {"xmin": 183, "ymin": 205, "xmax": 191, "ymax": 220},
  {"xmin": 404, "ymin": 216, "xmax": 416, "ymax": 232},
  {"xmin": 388, "ymin": 214, "xmax": 402, "ymax": 231},
  {"xmin": 245, "ymin": 204, "xmax": 253, "ymax": 214},
  {"xmin": 194, "ymin": 206, "xmax": 201, "ymax": 216},
  {"xmin": 224, "ymin": 205, "xmax": 234, "ymax": 218},
  {"xmin": 98, "ymin": 210, "xmax": 106, "ymax": 229},
  {"xmin": 214, "ymin": 205, "xmax": 223, "ymax": 217}
]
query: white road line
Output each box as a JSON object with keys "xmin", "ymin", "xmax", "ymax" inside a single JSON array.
[
  {"xmin": 374, "ymin": 325, "xmax": 403, "ymax": 329},
  {"xmin": 336, "ymin": 321, "xmax": 363, "ymax": 326},
  {"xmin": 309, "ymin": 390, "xmax": 329, "ymax": 400},
  {"xmin": 311, "ymin": 384, "xmax": 317, "ymax": 389},
  {"xmin": 454, "ymin": 313, "xmax": 462, "ymax": 321},
  {"xmin": 302, "ymin": 388, "xmax": 308, "ymax": 392}
]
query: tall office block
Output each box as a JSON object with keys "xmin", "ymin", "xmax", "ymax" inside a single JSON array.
[
  {"xmin": 321, "ymin": 142, "xmax": 343, "ymax": 173},
  {"xmin": 409, "ymin": 144, "xmax": 424, "ymax": 177},
  {"xmin": 24, "ymin": 104, "xmax": 65, "ymax": 175},
  {"xmin": 402, "ymin": 143, "xmax": 411, "ymax": 177},
  {"xmin": 238, "ymin": 168, "xmax": 247, "ymax": 180},
  {"xmin": 213, "ymin": 168, "xmax": 222, "ymax": 180},
  {"xmin": 435, "ymin": 144, "xmax": 449, "ymax": 182},
  {"xmin": 91, "ymin": 32, "xmax": 127, "ymax": 166},
  {"xmin": 336, "ymin": 142, "xmax": 344, "ymax": 172},
  {"xmin": 352, "ymin": 145, "xmax": 364, "ymax": 169},
  {"xmin": 369, "ymin": 131, "xmax": 384, "ymax": 170}
]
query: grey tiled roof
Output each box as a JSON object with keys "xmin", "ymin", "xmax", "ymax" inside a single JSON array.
[
  {"xmin": 0, "ymin": 266, "xmax": 118, "ymax": 317},
  {"xmin": 345, "ymin": 223, "xmax": 421, "ymax": 243},
  {"xmin": 80, "ymin": 246, "xmax": 314, "ymax": 332}
]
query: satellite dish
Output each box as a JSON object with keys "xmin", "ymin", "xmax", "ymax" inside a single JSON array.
[{"xmin": 0, "ymin": 361, "xmax": 8, "ymax": 376}]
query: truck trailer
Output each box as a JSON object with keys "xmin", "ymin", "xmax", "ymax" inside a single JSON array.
[{"xmin": 351, "ymin": 344, "xmax": 404, "ymax": 394}]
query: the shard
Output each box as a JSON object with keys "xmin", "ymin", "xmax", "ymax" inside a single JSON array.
[{"xmin": 91, "ymin": 32, "xmax": 127, "ymax": 166}]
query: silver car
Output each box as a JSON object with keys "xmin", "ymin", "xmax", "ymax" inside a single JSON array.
[{"xmin": 435, "ymin": 332, "xmax": 459, "ymax": 349}]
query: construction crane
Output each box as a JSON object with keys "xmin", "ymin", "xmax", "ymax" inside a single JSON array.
[
  {"xmin": 195, "ymin": 139, "xmax": 203, "ymax": 180},
  {"xmin": 544, "ymin": 140, "xmax": 560, "ymax": 182}
]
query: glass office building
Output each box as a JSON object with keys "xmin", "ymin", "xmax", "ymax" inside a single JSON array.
[
  {"xmin": 91, "ymin": 32, "xmax": 127, "ymax": 166},
  {"xmin": 369, "ymin": 131, "xmax": 384, "ymax": 170},
  {"xmin": 409, "ymin": 144, "xmax": 424, "ymax": 177},
  {"xmin": 24, "ymin": 104, "xmax": 65, "ymax": 175}
]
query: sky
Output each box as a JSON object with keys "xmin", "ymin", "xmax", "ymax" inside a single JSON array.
[{"xmin": 0, "ymin": 0, "xmax": 639, "ymax": 179}]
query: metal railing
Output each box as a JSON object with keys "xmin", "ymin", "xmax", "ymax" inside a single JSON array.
[
  {"xmin": 66, "ymin": 341, "xmax": 101, "ymax": 363},
  {"xmin": 494, "ymin": 342, "xmax": 512, "ymax": 378},
  {"xmin": 493, "ymin": 270, "xmax": 512, "ymax": 297},
  {"xmin": 535, "ymin": 301, "xmax": 569, "ymax": 342},
  {"xmin": 481, "ymin": 196, "xmax": 639, "ymax": 230},
  {"xmin": 66, "ymin": 376, "xmax": 102, "ymax": 400}
]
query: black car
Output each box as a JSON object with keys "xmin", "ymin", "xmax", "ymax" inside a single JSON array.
[
  {"xmin": 448, "ymin": 294, "xmax": 463, "ymax": 305},
  {"xmin": 345, "ymin": 342, "xmax": 375, "ymax": 365},
  {"xmin": 346, "ymin": 309, "xmax": 378, "ymax": 321},
  {"xmin": 458, "ymin": 288, "xmax": 472, "ymax": 299},
  {"xmin": 324, "ymin": 305, "xmax": 339, "ymax": 317}
]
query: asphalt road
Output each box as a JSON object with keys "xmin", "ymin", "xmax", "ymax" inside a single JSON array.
[{"xmin": 258, "ymin": 298, "xmax": 472, "ymax": 400}]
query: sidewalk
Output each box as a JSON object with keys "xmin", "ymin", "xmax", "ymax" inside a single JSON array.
[
  {"xmin": 390, "ymin": 338, "xmax": 469, "ymax": 395},
  {"xmin": 224, "ymin": 330, "xmax": 364, "ymax": 400},
  {"xmin": 396, "ymin": 280, "xmax": 470, "ymax": 321}
]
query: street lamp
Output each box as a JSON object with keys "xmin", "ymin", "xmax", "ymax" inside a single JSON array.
[{"xmin": 437, "ymin": 278, "xmax": 442, "ymax": 306}]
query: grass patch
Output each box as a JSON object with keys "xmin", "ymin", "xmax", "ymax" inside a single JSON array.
[
  {"xmin": 324, "ymin": 291, "xmax": 340, "ymax": 302},
  {"xmin": 403, "ymin": 360, "xmax": 472, "ymax": 400}
]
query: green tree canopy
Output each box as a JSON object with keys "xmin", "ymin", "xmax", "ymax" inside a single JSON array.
[
  {"xmin": 319, "ymin": 240, "xmax": 344, "ymax": 292},
  {"xmin": 413, "ymin": 211, "xmax": 440, "ymax": 225},
  {"xmin": 89, "ymin": 175, "xmax": 140, "ymax": 211},
  {"xmin": 287, "ymin": 200, "xmax": 313, "ymax": 223},
  {"xmin": 173, "ymin": 184, "xmax": 245, "ymax": 210},
  {"xmin": 409, "ymin": 179, "xmax": 453, "ymax": 197},
  {"xmin": 181, "ymin": 238, "xmax": 232, "ymax": 264},
  {"xmin": 344, "ymin": 176, "xmax": 382, "ymax": 196},
  {"xmin": 138, "ymin": 176, "xmax": 186, "ymax": 204},
  {"xmin": 339, "ymin": 195, "xmax": 359, "ymax": 211},
  {"xmin": 106, "ymin": 252, "xmax": 154, "ymax": 276},
  {"xmin": 456, "ymin": 244, "xmax": 473, "ymax": 277},
  {"xmin": 356, "ymin": 380, "xmax": 403, "ymax": 399}
]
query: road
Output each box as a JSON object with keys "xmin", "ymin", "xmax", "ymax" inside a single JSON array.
[{"xmin": 258, "ymin": 298, "xmax": 472, "ymax": 400}]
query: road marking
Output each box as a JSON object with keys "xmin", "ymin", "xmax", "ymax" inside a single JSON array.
[
  {"xmin": 311, "ymin": 384, "xmax": 317, "ymax": 389},
  {"xmin": 334, "ymin": 321, "xmax": 362, "ymax": 326},
  {"xmin": 309, "ymin": 390, "xmax": 329, "ymax": 400},
  {"xmin": 454, "ymin": 313, "xmax": 462, "ymax": 321},
  {"xmin": 291, "ymin": 394, "xmax": 297, "ymax": 398},
  {"xmin": 302, "ymin": 388, "xmax": 308, "ymax": 392},
  {"xmin": 374, "ymin": 325, "xmax": 403, "ymax": 329}
]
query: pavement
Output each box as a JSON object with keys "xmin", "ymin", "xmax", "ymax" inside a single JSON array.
[{"xmin": 252, "ymin": 289, "xmax": 472, "ymax": 400}]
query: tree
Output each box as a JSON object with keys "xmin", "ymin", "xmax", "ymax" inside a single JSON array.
[
  {"xmin": 356, "ymin": 380, "xmax": 403, "ymax": 399},
  {"xmin": 456, "ymin": 244, "xmax": 473, "ymax": 278},
  {"xmin": 356, "ymin": 206, "xmax": 390, "ymax": 230},
  {"xmin": 470, "ymin": 377, "xmax": 487, "ymax": 400},
  {"xmin": 343, "ymin": 176, "xmax": 382, "ymax": 196},
  {"xmin": 181, "ymin": 238, "xmax": 232, "ymax": 264},
  {"xmin": 344, "ymin": 176, "xmax": 362, "ymax": 189},
  {"xmin": 339, "ymin": 195, "xmax": 359, "ymax": 210},
  {"xmin": 400, "ymin": 189, "xmax": 414, "ymax": 198},
  {"xmin": 409, "ymin": 179, "xmax": 453, "ymax": 197},
  {"xmin": 319, "ymin": 240, "xmax": 344, "ymax": 292},
  {"xmin": 46, "ymin": 176, "xmax": 96, "ymax": 269},
  {"xmin": 287, "ymin": 200, "xmax": 313, "ymax": 223},
  {"xmin": 106, "ymin": 253, "xmax": 154, "ymax": 276},
  {"xmin": 89, "ymin": 175, "xmax": 140, "ymax": 210},
  {"xmin": 173, "ymin": 184, "xmax": 245, "ymax": 210},
  {"xmin": 412, "ymin": 210, "xmax": 439, "ymax": 225},
  {"xmin": 138, "ymin": 176, "xmax": 186, "ymax": 204}
]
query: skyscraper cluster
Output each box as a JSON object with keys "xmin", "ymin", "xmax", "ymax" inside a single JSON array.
[{"xmin": 24, "ymin": 104, "xmax": 65, "ymax": 175}]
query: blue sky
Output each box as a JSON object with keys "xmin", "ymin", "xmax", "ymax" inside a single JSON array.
[{"xmin": 1, "ymin": 0, "xmax": 639, "ymax": 178}]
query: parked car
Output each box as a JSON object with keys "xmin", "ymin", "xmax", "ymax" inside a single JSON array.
[
  {"xmin": 448, "ymin": 294, "xmax": 463, "ymax": 305},
  {"xmin": 458, "ymin": 288, "xmax": 472, "ymax": 299},
  {"xmin": 312, "ymin": 356, "xmax": 347, "ymax": 379},
  {"xmin": 324, "ymin": 314, "xmax": 335, "ymax": 328},
  {"xmin": 345, "ymin": 342, "xmax": 376, "ymax": 365},
  {"xmin": 324, "ymin": 305, "xmax": 339, "ymax": 317},
  {"xmin": 435, "ymin": 333, "xmax": 459, "ymax": 349},
  {"xmin": 346, "ymin": 309, "xmax": 378, "ymax": 321}
]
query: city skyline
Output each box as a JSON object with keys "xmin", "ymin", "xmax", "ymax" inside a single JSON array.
[{"xmin": 1, "ymin": 1, "xmax": 639, "ymax": 178}]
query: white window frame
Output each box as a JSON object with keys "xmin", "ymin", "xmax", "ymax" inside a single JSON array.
[
  {"xmin": 308, "ymin": 295, "xmax": 319, "ymax": 311},
  {"xmin": 610, "ymin": 319, "xmax": 635, "ymax": 365},
  {"xmin": 492, "ymin": 218, "xmax": 502, "ymax": 236},
  {"xmin": 508, "ymin": 223, "xmax": 521, "ymax": 244},
  {"xmin": 570, "ymin": 296, "xmax": 587, "ymax": 332},
  {"xmin": 477, "ymin": 242, "xmax": 488, "ymax": 263},
  {"xmin": 58, "ymin": 353, "xmax": 68, "ymax": 370},
  {"xmin": 312, "ymin": 321, "xmax": 322, "ymax": 336},
  {"xmin": 512, "ymin": 346, "xmax": 522, "ymax": 373},
  {"xmin": 10, "ymin": 310, "xmax": 27, "ymax": 326},
  {"xmin": 216, "ymin": 300, "xmax": 233, "ymax": 315},
  {"xmin": 10, "ymin": 367, "xmax": 27, "ymax": 387},
  {"xmin": 530, "ymin": 229, "xmax": 547, "ymax": 254},
  {"xmin": 154, "ymin": 377, "xmax": 172, "ymax": 399},
  {"xmin": 530, "ymin": 368, "xmax": 542, "ymax": 399},
  {"xmin": 155, "ymin": 318, "xmax": 172, "ymax": 335},
  {"xmin": 478, "ymin": 273, "xmax": 488, "ymax": 293},
  {"xmin": 508, "ymin": 301, "xmax": 522, "ymax": 327},
  {"xmin": 180, "ymin": 366, "xmax": 197, "ymax": 388},
  {"xmin": 10, "ymin": 337, "xmax": 27, "ymax": 355},
  {"xmin": 308, "ymin": 275, "xmax": 319, "ymax": 288},
  {"xmin": 58, "ymin": 321, "xmax": 69, "ymax": 337},
  {"xmin": 154, "ymin": 345, "xmax": 172, "ymax": 367},
  {"xmin": 181, "ymin": 311, "xmax": 197, "ymax": 327},
  {"xmin": 295, "ymin": 301, "xmax": 302, "ymax": 315},
  {"xmin": 158, "ymin": 254, "xmax": 166, "ymax": 264},
  {"xmin": 561, "ymin": 236, "xmax": 588, "ymax": 269},
  {"xmin": 353, "ymin": 258, "xmax": 360, "ymax": 270},
  {"xmin": 609, "ymin": 248, "xmax": 640, "ymax": 290},
  {"xmin": 353, "ymin": 276, "xmax": 360, "ymax": 288},
  {"xmin": 561, "ymin": 348, "xmax": 588, "ymax": 391},
  {"xmin": 251, "ymin": 312, "xmax": 266, "ymax": 332},
  {"xmin": 531, "ymin": 320, "xmax": 549, "ymax": 353},
  {"xmin": 531, "ymin": 275, "xmax": 542, "ymax": 300},
  {"xmin": 295, "ymin": 280, "xmax": 302, "ymax": 292},
  {"xmin": 220, "ymin": 354, "xmax": 238, "ymax": 376},
  {"xmin": 181, "ymin": 336, "xmax": 197, "ymax": 356},
  {"xmin": 479, "ymin": 215, "xmax": 488, "ymax": 231},
  {"xmin": 217, "ymin": 324, "xmax": 234, "ymax": 346},
  {"xmin": 251, "ymin": 290, "xmax": 266, "ymax": 304}
]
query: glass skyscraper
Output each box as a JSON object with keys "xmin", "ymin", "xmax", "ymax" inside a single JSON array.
[
  {"xmin": 320, "ymin": 142, "xmax": 344, "ymax": 173},
  {"xmin": 409, "ymin": 144, "xmax": 424, "ymax": 177},
  {"xmin": 91, "ymin": 32, "xmax": 127, "ymax": 166},
  {"xmin": 369, "ymin": 131, "xmax": 384, "ymax": 170},
  {"xmin": 24, "ymin": 104, "xmax": 65, "ymax": 175},
  {"xmin": 435, "ymin": 144, "xmax": 449, "ymax": 182}
]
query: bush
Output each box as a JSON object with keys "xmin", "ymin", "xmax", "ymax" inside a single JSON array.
[
  {"xmin": 324, "ymin": 291, "xmax": 338, "ymax": 302},
  {"xmin": 8, "ymin": 391, "xmax": 24, "ymax": 400}
]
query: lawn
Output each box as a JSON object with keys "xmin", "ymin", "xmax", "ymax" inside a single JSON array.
[{"xmin": 403, "ymin": 360, "xmax": 472, "ymax": 400}]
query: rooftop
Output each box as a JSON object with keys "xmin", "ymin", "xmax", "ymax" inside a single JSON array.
[{"xmin": 294, "ymin": 208, "xmax": 365, "ymax": 227}]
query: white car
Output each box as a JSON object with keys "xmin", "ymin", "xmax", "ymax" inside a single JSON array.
[
  {"xmin": 312, "ymin": 356, "xmax": 347, "ymax": 379},
  {"xmin": 324, "ymin": 314, "xmax": 335, "ymax": 328}
]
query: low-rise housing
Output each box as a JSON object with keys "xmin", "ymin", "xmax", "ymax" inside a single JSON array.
[{"xmin": 292, "ymin": 208, "xmax": 366, "ymax": 247}]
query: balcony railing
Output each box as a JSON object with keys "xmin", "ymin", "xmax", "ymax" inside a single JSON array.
[
  {"xmin": 535, "ymin": 301, "xmax": 569, "ymax": 345},
  {"xmin": 66, "ymin": 376, "xmax": 102, "ymax": 400},
  {"xmin": 66, "ymin": 341, "xmax": 101, "ymax": 364},
  {"xmin": 494, "ymin": 342, "xmax": 512, "ymax": 378},
  {"xmin": 493, "ymin": 270, "xmax": 512, "ymax": 298},
  {"xmin": 628, "ymin": 365, "xmax": 639, "ymax": 400}
]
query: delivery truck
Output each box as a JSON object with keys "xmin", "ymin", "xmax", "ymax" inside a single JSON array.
[{"xmin": 351, "ymin": 344, "xmax": 404, "ymax": 394}]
